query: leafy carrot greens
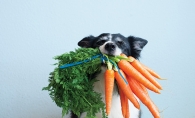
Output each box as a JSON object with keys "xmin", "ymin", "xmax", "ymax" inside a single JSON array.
[{"xmin": 42, "ymin": 48, "xmax": 107, "ymax": 118}]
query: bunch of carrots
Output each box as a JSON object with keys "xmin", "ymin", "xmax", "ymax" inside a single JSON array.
[{"xmin": 104, "ymin": 54, "xmax": 163, "ymax": 118}]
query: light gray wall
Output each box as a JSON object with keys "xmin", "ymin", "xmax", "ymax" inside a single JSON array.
[{"xmin": 1, "ymin": 0, "xmax": 195, "ymax": 118}]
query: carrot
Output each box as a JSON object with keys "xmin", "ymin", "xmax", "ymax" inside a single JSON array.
[
  {"xmin": 141, "ymin": 63, "xmax": 163, "ymax": 80},
  {"xmin": 115, "ymin": 69, "xmax": 140, "ymax": 109},
  {"xmin": 138, "ymin": 83, "xmax": 149, "ymax": 96},
  {"xmin": 119, "ymin": 87, "xmax": 130, "ymax": 118},
  {"xmin": 117, "ymin": 59, "xmax": 160, "ymax": 94},
  {"xmin": 128, "ymin": 56, "xmax": 162, "ymax": 90},
  {"xmin": 104, "ymin": 69, "xmax": 115, "ymax": 115},
  {"xmin": 124, "ymin": 93, "xmax": 130, "ymax": 118},
  {"xmin": 119, "ymin": 88, "xmax": 127, "ymax": 117},
  {"xmin": 128, "ymin": 77, "xmax": 160, "ymax": 118}
]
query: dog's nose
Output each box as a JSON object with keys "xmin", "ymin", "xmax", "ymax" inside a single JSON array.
[{"xmin": 105, "ymin": 43, "xmax": 116, "ymax": 51}]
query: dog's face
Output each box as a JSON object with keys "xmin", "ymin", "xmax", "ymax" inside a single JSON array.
[{"xmin": 78, "ymin": 33, "xmax": 148, "ymax": 59}]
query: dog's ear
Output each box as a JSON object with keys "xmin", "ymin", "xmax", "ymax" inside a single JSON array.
[
  {"xmin": 128, "ymin": 36, "xmax": 148, "ymax": 59},
  {"xmin": 78, "ymin": 35, "xmax": 95, "ymax": 48}
]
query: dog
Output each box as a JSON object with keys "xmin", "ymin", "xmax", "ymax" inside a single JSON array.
[{"xmin": 69, "ymin": 33, "xmax": 148, "ymax": 118}]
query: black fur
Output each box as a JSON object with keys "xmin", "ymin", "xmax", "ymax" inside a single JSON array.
[{"xmin": 128, "ymin": 36, "xmax": 148, "ymax": 59}]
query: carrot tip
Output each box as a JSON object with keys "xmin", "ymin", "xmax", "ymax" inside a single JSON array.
[
  {"xmin": 158, "ymin": 78, "xmax": 167, "ymax": 80},
  {"xmin": 132, "ymin": 101, "xmax": 140, "ymax": 109},
  {"xmin": 158, "ymin": 85, "xmax": 163, "ymax": 90},
  {"xmin": 157, "ymin": 90, "xmax": 161, "ymax": 94},
  {"xmin": 153, "ymin": 88, "xmax": 161, "ymax": 94}
]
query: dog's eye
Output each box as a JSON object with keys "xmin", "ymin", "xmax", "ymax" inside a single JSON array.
[
  {"xmin": 117, "ymin": 41, "xmax": 124, "ymax": 45},
  {"xmin": 96, "ymin": 40, "xmax": 106, "ymax": 46}
]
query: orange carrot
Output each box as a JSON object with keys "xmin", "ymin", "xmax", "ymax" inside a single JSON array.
[
  {"xmin": 119, "ymin": 87, "xmax": 130, "ymax": 118},
  {"xmin": 138, "ymin": 83, "xmax": 149, "ymax": 96},
  {"xmin": 104, "ymin": 69, "xmax": 115, "ymax": 115},
  {"xmin": 117, "ymin": 59, "xmax": 160, "ymax": 94},
  {"xmin": 128, "ymin": 77, "xmax": 160, "ymax": 118},
  {"xmin": 119, "ymin": 88, "xmax": 127, "ymax": 117},
  {"xmin": 115, "ymin": 70, "xmax": 140, "ymax": 109},
  {"xmin": 124, "ymin": 93, "xmax": 130, "ymax": 118},
  {"xmin": 141, "ymin": 63, "xmax": 162, "ymax": 80},
  {"xmin": 128, "ymin": 56, "xmax": 162, "ymax": 90}
]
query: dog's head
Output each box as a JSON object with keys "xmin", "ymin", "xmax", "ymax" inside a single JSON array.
[{"xmin": 78, "ymin": 33, "xmax": 148, "ymax": 59}]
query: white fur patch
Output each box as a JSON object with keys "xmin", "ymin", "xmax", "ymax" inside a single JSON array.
[
  {"xmin": 101, "ymin": 36, "xmax": 109, "ymax": 40},
  {"xmin": 108, "ymin": 34, "xmax": 112, "ymax": 41},
  {"xmin": 100, "ymin": 34, "xmax": 112, "ymax": 41}
]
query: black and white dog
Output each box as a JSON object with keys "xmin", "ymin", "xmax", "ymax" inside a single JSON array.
[{"xmin": 70, "ymin": 33, "xmax": 148, "ymax": 118}]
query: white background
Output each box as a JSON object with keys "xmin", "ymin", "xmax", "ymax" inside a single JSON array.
[{"xmin": 1, "ymin": 0, "xmax": 195, "ymax": 118}]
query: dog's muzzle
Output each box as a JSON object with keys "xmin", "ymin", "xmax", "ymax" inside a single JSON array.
[{"xmin": 105, "ymin": 43, "xmax": 116, "ymax": 52}]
